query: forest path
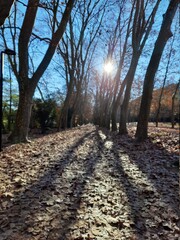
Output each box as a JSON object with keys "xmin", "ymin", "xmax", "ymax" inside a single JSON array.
[{"xmin": 0, "ymin": 124, "xmax": 179, "ymax": 240}]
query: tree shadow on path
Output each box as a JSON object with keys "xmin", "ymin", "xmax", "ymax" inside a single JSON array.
[
  {"xmin": 1, "ymin": 126, "xmax": 179, "ymax": 239},
  {"xmin": 98, "ymin": 127, "xmax": 179, "ymax": 239},
  {"xmin": 0, "ymin": 127, "xmax": 99, "ymax": 240}
]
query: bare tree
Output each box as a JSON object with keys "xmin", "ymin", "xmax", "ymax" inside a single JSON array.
[
  {"xmin": 58, "ymin": 0, "xmax": 106, "ymax": 129},
  {"xmin": 111, "ymin": 1, "xmax": 134, "ymax": 131},
  {"xmin": 91, "ymin": 0, "xmax": 131, "ymax": 130},
  {"xmin": 94, "ymin": 67, "xmax": 114, "ymax": 129},
  {"xmin": 2, "ymin": 0, "xmax": 75, "ymax": 142},
  {"xmin": 119, "ymin": 0, "xmax": 161, "ymax": 134},
  {"xmin": 135, "ymin": 0, "xmax": 178, "ymax": 141},
  {"xmin": 110, "ymin": 0, "xmax": 161, "ymax": 132}
]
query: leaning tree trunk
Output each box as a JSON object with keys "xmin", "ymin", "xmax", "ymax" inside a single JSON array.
[{"xmin": 135, "ymin": 0, "xmax": 178, "ymax": 141}]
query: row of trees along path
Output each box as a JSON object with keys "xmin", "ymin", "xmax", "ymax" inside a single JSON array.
[
  {"xmin": 0, "ymin": 0, "xmax": 178, "ymax": 144},
  {"xmin": 0, "ymin": 2, "xmax": 179, "ymax": 239}
]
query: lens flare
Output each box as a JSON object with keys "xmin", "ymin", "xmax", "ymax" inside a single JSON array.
[{"xmin": 104, "ymin": 62, "xmax": 113, "ymax": 73}]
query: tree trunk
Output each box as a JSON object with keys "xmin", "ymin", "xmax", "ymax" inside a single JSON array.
[
  {"xmin": 111, "ymin": 102, "xmax": 118, "ymax": 131},
  {"xmin": 71, "ymin": 84, "xmax": 82, "ymax": 127},
  {"xmin": 0, "ymin": 0, "xmax": 14, "ymax": 26},
  {"xmin": 171, "ymin": 81, "xmax": 179, "ymax": 128},
  {"xmin": 155, "ymin": 86, "xmax": 164, "ymax": 127},
  {"xmin": 9, "ymin": 84, "xmax": 35, "ymax": 142},
  {"xmin": 67, "ymin": 107, "xmax": 73, "ymax": 128},
  {"xmin": 59, "ymin": 107, "xmax": 68, "ymax": 130},
  {"xmin": 111, "ymin": 79, "xmax": 127, "ymax": 131},
  {"xmin": 59, "ymin": 100, "xmax": 71, "ymax": 130},
  {"xmin": 58, "ymin": 79, "xmax": 74, "ymax": 130},
  {"xmin": 135, "ymin": 0, "xmax": 178, "ymax": 141},
  {"xmin": 105, "ymin": 113, "xmax": 111, "ymax": 130},
  {"xmin": 119, "ymin": 55, "xmax": 139, "ymax": 134}
]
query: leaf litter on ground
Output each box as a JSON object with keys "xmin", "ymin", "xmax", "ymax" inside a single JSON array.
[{"xmin": 0, "ymin": 124, "xmax": 179, "ymax": 240}]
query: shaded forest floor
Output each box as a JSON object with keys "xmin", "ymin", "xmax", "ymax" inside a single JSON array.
[{"xmin": 0, "ymin": 124, "xmax": 179, "ymax": 240}]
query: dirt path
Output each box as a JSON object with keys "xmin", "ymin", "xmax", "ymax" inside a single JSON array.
[{"xmin": 0, "ymin": 125, "xmax": 179, "ymax": 239}]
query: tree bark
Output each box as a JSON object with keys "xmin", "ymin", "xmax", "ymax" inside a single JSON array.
[
  {"xmin": 135, "ymin": 0, "xmax": 178, "ymax": 141},
  {"xmin": 111, "ymin": 79, "xmax": 126, "ymax": 131},
  {"xmin": 119, "ymin": 55, "xmax": 139, "ymax": 134},
  {"xmin": 58, "ymin": 78, "xmax": 74, "ymax": 130},
  {"xmin": 171, "ymin": 81, "xmax": 179, "ymax": 128},
  {"xmin": 9, "ymin": 83, "xmax": 35, "ymax": 142},
  {"xmin": 155, "ymin": 82, "xmax": 165, "ymax": 127},
  {"xmin": 0, "ymin": 0, "xmax": 14, "ymax": 26}
]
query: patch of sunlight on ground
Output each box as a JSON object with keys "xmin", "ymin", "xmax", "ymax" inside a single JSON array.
[{"xmin": 119, "ymin": 152, "xmax": 158, "ymax": 195}]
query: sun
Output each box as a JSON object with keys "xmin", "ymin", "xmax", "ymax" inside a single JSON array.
[{"xmin": 104, "ymin": 61, "xmax": 113, "ymax": 73}]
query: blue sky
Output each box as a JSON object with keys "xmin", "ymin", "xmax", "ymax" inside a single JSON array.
[{"xmin": 1, "ymin": 0, "xmax": 179, "ymax": 101}]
